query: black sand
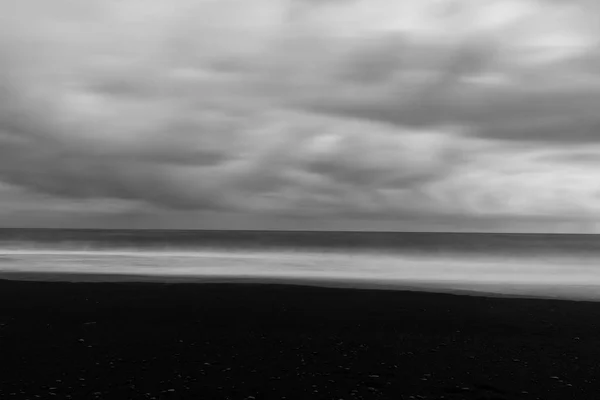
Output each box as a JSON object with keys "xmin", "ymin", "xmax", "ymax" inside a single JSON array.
[{"xmin": 1, "ymin": 277, "xmax": 599, "ymax": 399}]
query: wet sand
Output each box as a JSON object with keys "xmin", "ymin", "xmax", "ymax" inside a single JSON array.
[{"xmin": 1, "ymin": 276, "xmax": 599, "ymax": 399}]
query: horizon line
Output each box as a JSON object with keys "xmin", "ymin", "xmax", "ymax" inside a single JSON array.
[{"xmin": 0, "ymin": 227, "xmax": 597, "ymax": 235}]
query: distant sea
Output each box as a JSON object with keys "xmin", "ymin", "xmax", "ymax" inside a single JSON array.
[{"xmin": 1, "ymin": 229, "xmax": 600, "ymax": 301}]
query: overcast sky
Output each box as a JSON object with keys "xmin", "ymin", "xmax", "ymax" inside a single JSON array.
[{"xmin": 1, "ymin": 0, "xmax": 600, "ymax": 232}]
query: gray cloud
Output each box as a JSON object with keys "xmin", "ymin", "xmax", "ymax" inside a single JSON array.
[
  {"xmin": 276, "ymin": 0, "xmax": 600, "ymax": 142},
  {"xmin": 1, "ymin": 0, "xmax": 600, "ymax": 230}
]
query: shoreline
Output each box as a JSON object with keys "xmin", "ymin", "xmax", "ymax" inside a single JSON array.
[{"xmin": 1, "ymin": 270, "xmax": 599, "ymax": 303}]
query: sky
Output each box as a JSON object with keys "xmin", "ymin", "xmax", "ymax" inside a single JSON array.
[{"xmin": 1, "ymin": 0, "xmax": 600, "ymax": 232}]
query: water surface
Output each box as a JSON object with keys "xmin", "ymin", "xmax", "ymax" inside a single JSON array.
[{"xmin": 1, "ymin": 229, "xmax": 599, "ymax": 301}]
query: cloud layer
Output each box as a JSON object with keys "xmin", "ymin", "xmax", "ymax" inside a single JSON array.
[{"xmin": 1, "ymin": 0, "xmax": 600, "ymax": 230}]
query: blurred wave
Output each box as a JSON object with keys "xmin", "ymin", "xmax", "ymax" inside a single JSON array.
[{"xmin": 1, "ymin": 229, "xmax": 600, "ymax": 300}]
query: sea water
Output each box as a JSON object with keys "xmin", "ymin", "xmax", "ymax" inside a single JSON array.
[{"xmin": 1, "ymin": 229, "xmax": 599, "ymax": 301}]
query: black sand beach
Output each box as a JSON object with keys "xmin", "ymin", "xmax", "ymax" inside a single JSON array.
[{"xmin": 1, "ymin": 277, "xmax": 599, "ymax": 399}]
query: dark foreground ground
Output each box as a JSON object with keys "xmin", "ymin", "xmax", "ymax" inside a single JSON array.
[{"xmin": 1, "ymin": 277, "xmax": 600, "ymax": 399}]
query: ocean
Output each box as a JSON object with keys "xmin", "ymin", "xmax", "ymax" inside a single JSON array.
[{"xmin": 1, "ymin": 228, "xmax": 599, "ymax": 301}]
